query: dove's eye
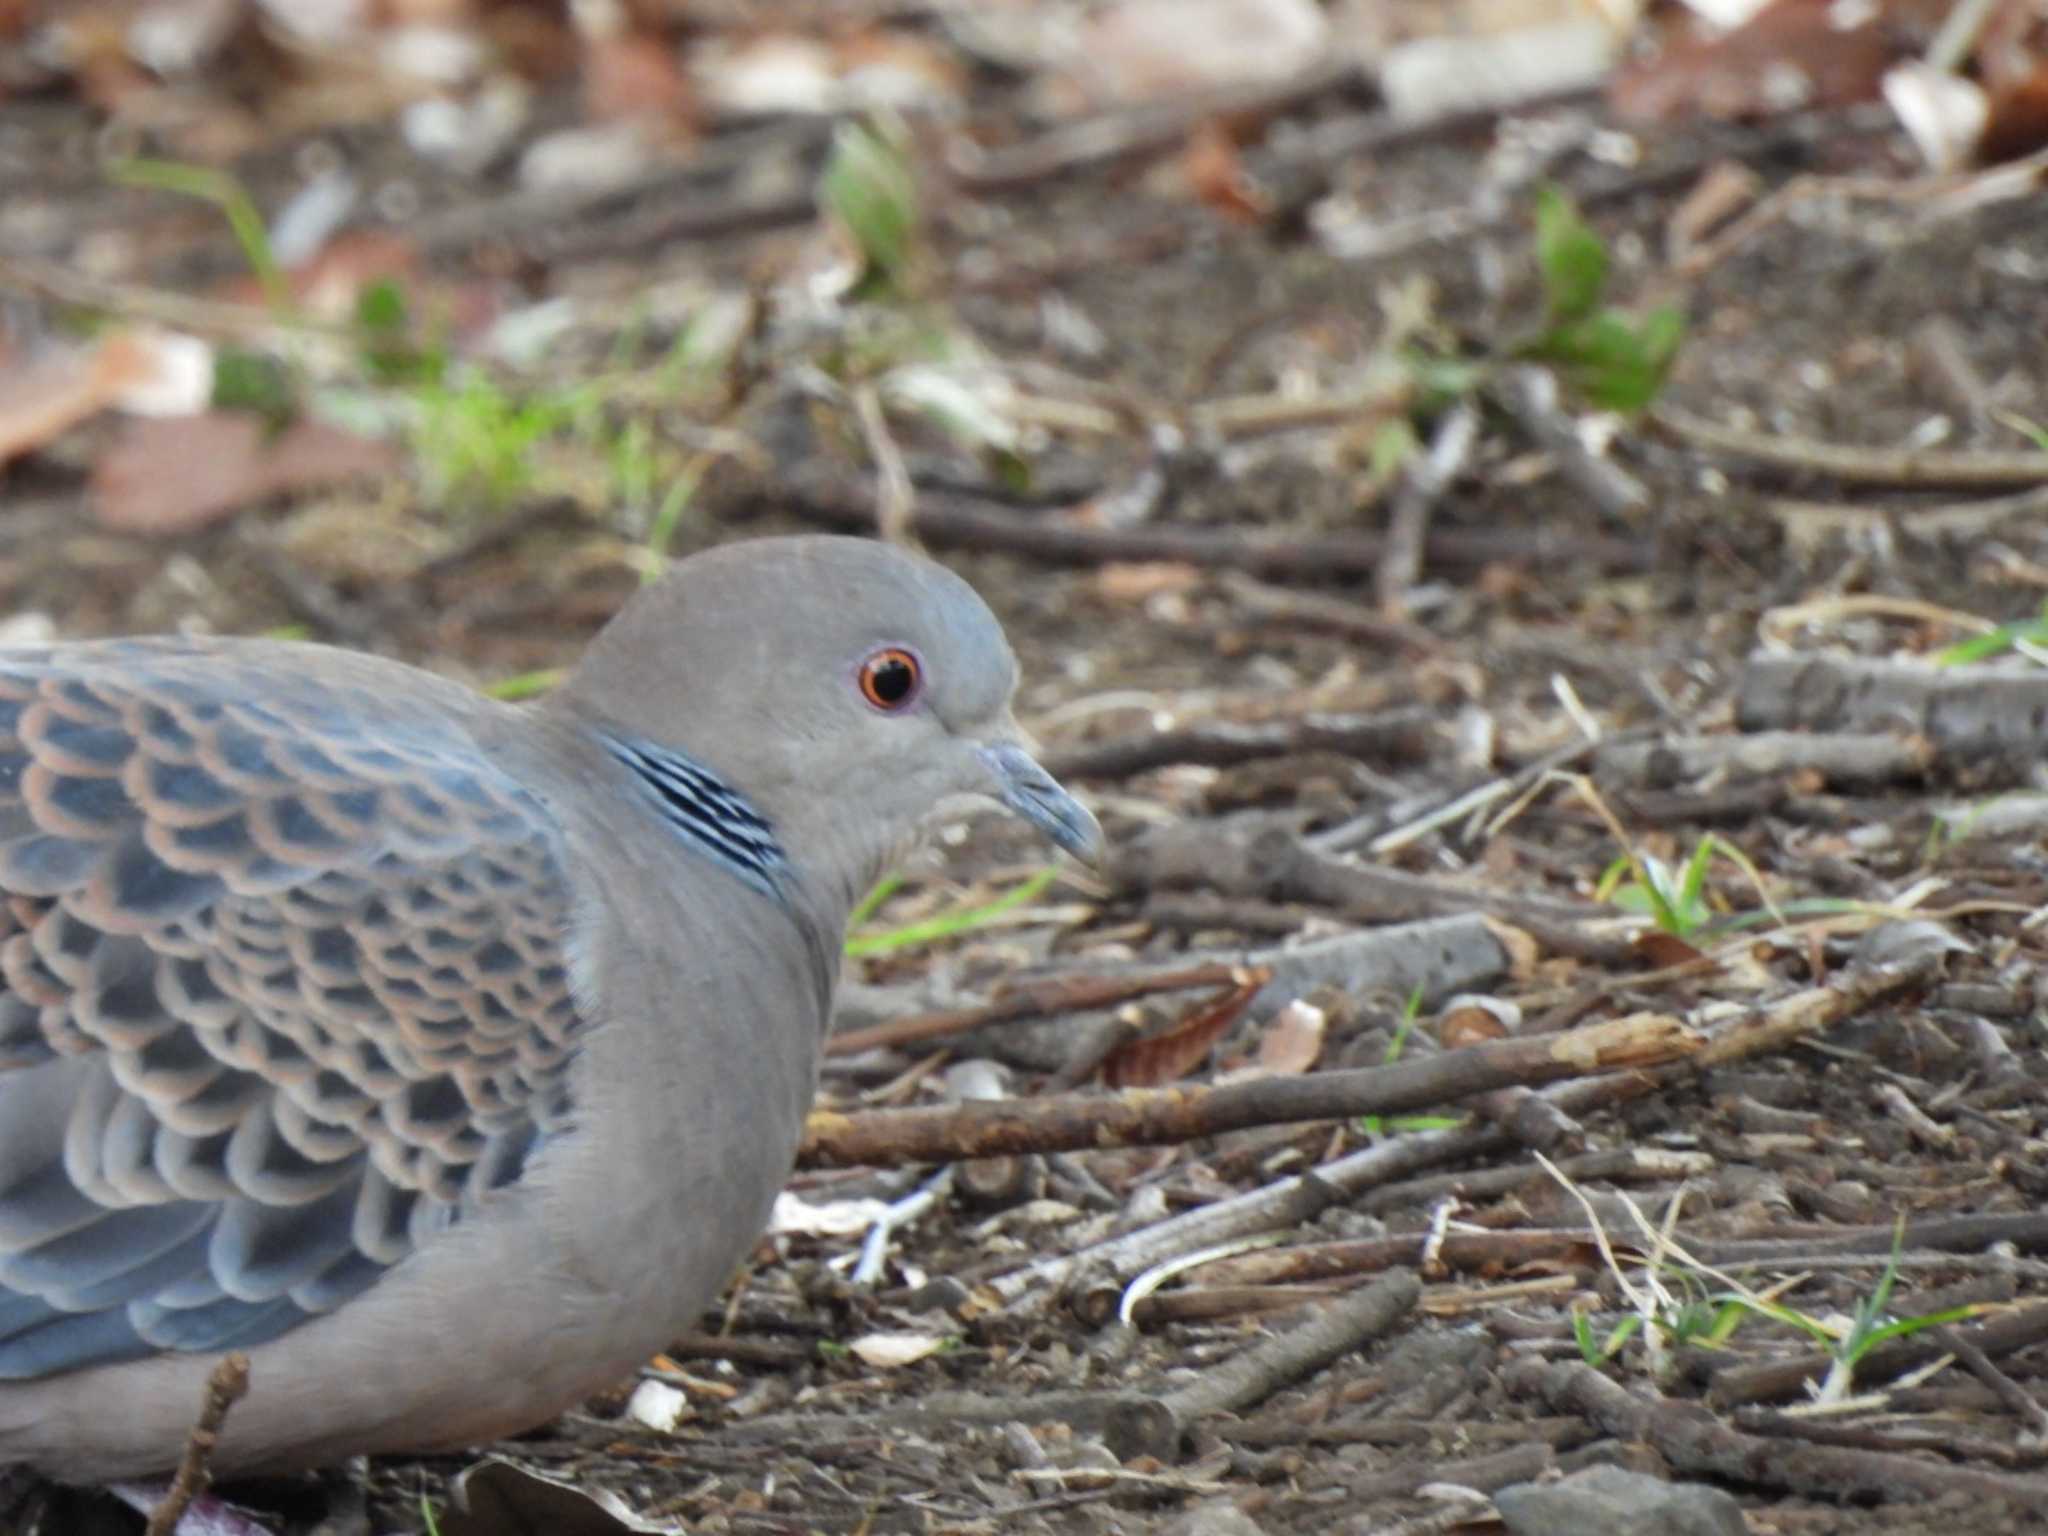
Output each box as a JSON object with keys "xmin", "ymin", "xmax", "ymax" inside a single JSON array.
[{"xmin": 857, "ymin": 648, "xmax": 923, "ymax": 711}]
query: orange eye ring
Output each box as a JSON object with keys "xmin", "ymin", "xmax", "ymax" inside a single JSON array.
[{"xmin": 858, "ymin": 648, "xmax": 923, "ymax": 711}]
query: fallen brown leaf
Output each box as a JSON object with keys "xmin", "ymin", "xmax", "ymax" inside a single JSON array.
[
  {"xmin": 91, "ymin": 412, "xmax": 400, "ymax": 536},
  {"xmin": 0, "ymin": 332, "xmax": 192, "ymax": 471},
  {"xmin": 1092, "ymin": 561, "xmax": 1202, "ymax": 603},
  {"xmin": 1439, "ymin": 999, "xmax": 1512, "ymax": 1050},
  {"xmin": 1182, "ymin": 118, "xmax": 1271, "ymax": 227},
  {"xmin": 1608, "ymin": 0, "xmax": 1936, "ymax": 123},
  {"xmin": 1981, "ymin": 64, "xmax": 2048, "ymax": 162},
  {"xmin": 1251, "ymin": 998, "xmax": 1326, "ymax": 1075},
  {"xmin": 1632, "ymin": 930, "xmax": 1707, "ymax": 970},
  {"xmin": 1100, "ymin": 966, "xmax": 1267, "ymax": 1088},
  {"xmin": 584, "ymin": 27, "xmax": 697, "ymax": 128}
]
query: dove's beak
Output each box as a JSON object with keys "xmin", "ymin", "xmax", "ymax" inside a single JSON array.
[{"xmin": 979, "ymin": 742, "xmax": 1102, "ymax": 865}]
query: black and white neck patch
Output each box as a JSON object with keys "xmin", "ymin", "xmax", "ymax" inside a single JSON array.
[{"xmin": 601, "ymin": 735, "xmax": 790, "ymax": 897}]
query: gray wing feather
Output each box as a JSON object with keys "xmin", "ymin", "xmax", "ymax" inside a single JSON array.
[{"xmin": 0, "ymin": 639, "xmax": 585, "ymax": 1380}]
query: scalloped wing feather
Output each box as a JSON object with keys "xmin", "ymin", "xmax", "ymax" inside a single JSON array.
[{"xmin": 0, "ymin": 639, "xmax": 582, "ymax": 1379}]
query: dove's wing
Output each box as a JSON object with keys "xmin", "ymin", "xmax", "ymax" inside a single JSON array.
[{"xmin": 0, "ymin": 638, "xmax": 586, "ymax": 1378}]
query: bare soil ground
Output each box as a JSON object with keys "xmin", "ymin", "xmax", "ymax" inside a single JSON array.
[{"xmin": 4, "ymin": 54, "xmax": 2047, "ymax": 1536}]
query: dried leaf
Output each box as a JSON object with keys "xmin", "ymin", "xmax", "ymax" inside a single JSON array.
[
  {"xmin": 1438, "ymin": 997, "xmax": 1514, "ymax": 1049},
  {"xmin": 1479, "ymin": 915, "xmax": 1543, "ymax": 979},
  {"xmin": 1979, "ymin": 63, "xmax": 2048, "ymax": 163},
  {"xmin": 1632, "ymin": 929, "xmax": 1706, "ymax": 969},
  {"xmin": 1251, "ymin": 999, "xmax": 1325, "ymax": 1075},
  {"xmin": 0, "ymin": 332, "xmax": 207, "ymax": 470},
  {"xmin": 1093, "ymin": 562, "xmax": 1201, "ymax": 603},
  {"xmin": 1101, "ymin": 967, "xmax": 1266, "ymax": 1088},
  {"xmin": 848, "ymin": 1331, "xmax": 950, "ymax": 1367},
  {"xmin": 1609, "ymin": 0, "xmax": 1917, "ymax": 123},
  {"xmin": 91, "ymin": 413, "xmax": 398, "ymax": 535},
  {"xmin": 442, "ymin": 1459, "xmax": 683, "ymax": 1535},
  {"xmin": 584, "ymin": 28, "xmax": 695, "ymax": 128},
  {"xmin": 107, "ymin": 1479, "xmax": 277, "ymax": 1535},
  {"xmin": 0, "ymin": 350, "xmax": 113, "ymax": 469},
  {"xmin": 1181, "ymin": 119, "xmax": 1270, "ymax": 226}
]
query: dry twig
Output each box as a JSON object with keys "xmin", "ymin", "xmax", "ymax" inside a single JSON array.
[
  {"xmin": 1510, "ymin": 1357, "xmax": 2048, "ymax": 1508},
  {"xmin": 145, "ymin": 1352, "xmax": 251, "ymax": 1536},
  {"xmin": 1159, "ymin": 1269, "xmax": 1420, "ymax": 1421},
  {"xmin": 1654, "ymin": 402, "xmax": 2048, "ymax": 488},
  {"xmin": 801, "ymin": 1012, "xmax": 1692, "ymax": 1168},
  {"xmin": 828, "ymin": 961, "xmax": 1263, "ymax": 1057}
]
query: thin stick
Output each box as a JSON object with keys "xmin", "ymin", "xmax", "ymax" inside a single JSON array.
[
  {"xmin": 802, "ymin": 1012, "xmax": 1694, "ymax": 1168},
  {"xmin": 826, "ymin": 960, "xmax": 1257, "ymax": 1056},
  {"xmin": 1653, "ymin": 402, "xmax": 2048, "ymax": 487},
  {"xmin": 1159, "ymin": 1269, "xmax": 1420, "ymax": 1421},
  {"xmin": 1377, "ymin": 402, "xmax": 1478, "ymax": 610},
  {"xmin": 146, "ymin": 1353, "xmax": 250, "ymax": 1536}
]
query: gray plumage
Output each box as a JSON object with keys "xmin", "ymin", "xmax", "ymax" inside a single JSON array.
[{"xmin": 0, "ymin": 535, "xmax": 1098, "ymax": 1481}]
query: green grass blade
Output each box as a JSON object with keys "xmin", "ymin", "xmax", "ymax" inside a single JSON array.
[
  {"xmin": 110, "ymin": 158, "xmax": 290, "ymax": 316},
  {"xmin": 846, "ymin": 871, "xmax": 907, "ymax": 930},
  {"xmin": 485, "ymin": 667, "xmax": 565, "ymax": 702},
  {"xmin": 845, "ymin": 866, "xmax": 1059, "ymax": 956}
]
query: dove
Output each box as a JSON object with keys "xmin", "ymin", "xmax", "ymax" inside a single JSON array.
[{"xmin": 0, "ymin": 534, "xmax": 1098, "ymax": 1481}]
